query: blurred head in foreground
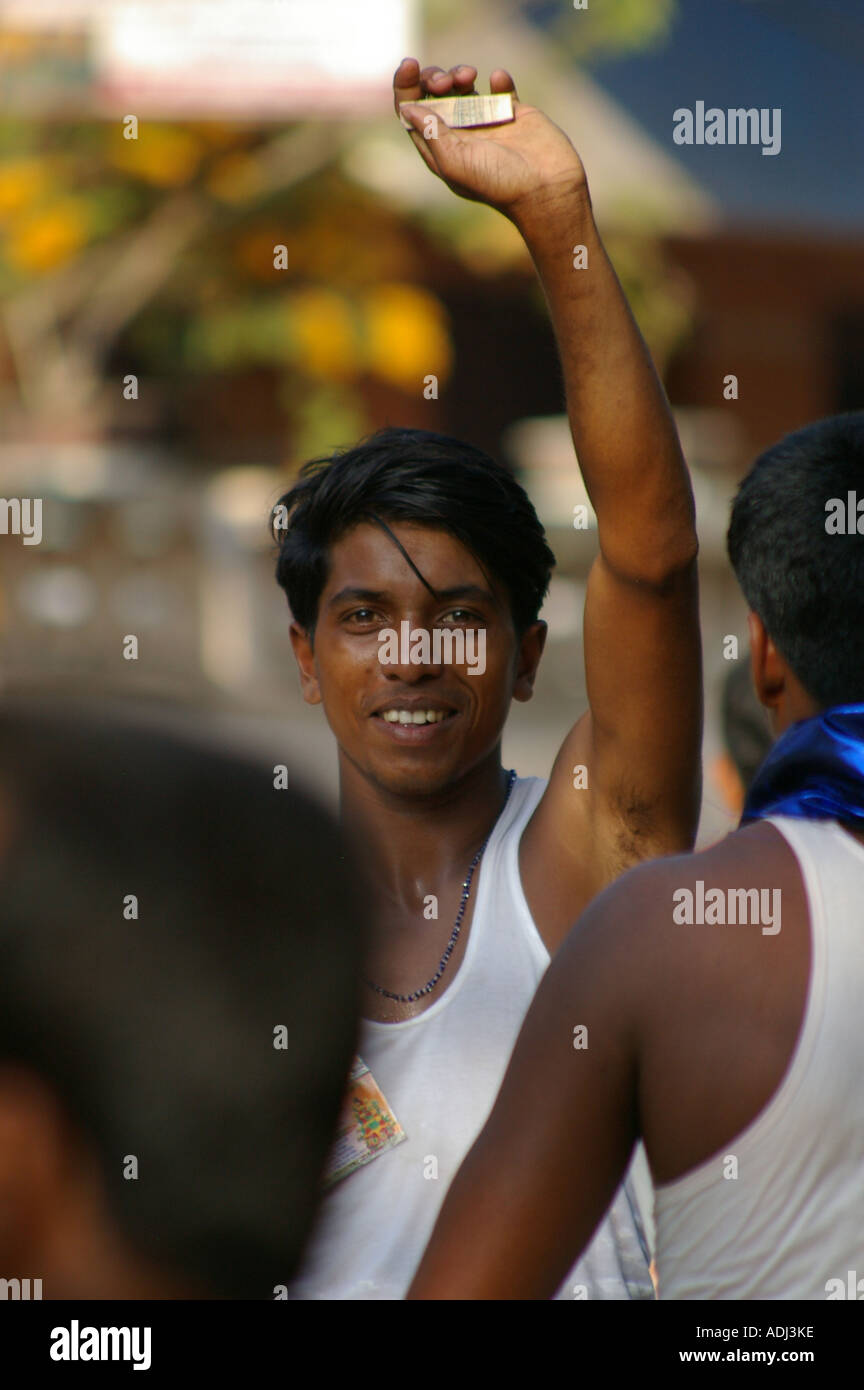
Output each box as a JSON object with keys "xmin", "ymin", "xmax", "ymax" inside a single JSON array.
[{"xmin": 0, "ymin": 699, "xmax": 364, "ymax": 1299}]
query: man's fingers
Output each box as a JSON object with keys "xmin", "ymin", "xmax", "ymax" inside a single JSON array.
[
  {"xmin": 447, "ymin": 64, "xmax": 479, "ymax": 94},
  {"xmin": 395, "ymin": 57, "xmax": 516, "ymax": 124},
  {"xmin": 419, "ymin": 63, "xmax": 478, "ymax": 97},
  {"xmin": 489, "ymin": 67, "xmax": 520, "ymax": 105},
  {"xmin": 393, "ymin": 56, "xmax": 422, "ymax": 114},
  {"xmin": 419, "ymin": 65, "xmax": 450, "ymax": 91},
  {"xmin": 400, "ymin": 103, "xmax": 454, "ymax": 147},
  {"xmin": 420, "ymin": 65, "xmax": 478, "ymax": 94},
  {"xmin": 401, "ymin": 118, "xmax": 445, "ymax": 177}
]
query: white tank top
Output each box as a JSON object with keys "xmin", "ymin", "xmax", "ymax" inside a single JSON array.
[
  {"xmin": 654, "ymin": 814, "xmax": 864, "ymax": 1299},
  {"xmin": 290, "ymin": 775, "xmax": 654, "ymax": 1300}
]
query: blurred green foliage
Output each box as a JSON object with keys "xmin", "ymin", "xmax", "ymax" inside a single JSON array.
[
  {"xmin": 0, "ymin": 0, "xmax": 686, "ymax": 459},
  {"xmin": 427, "ymin": 0, "xmax": 677, "ymax": 58}
]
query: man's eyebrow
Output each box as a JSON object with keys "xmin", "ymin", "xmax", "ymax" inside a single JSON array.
[
  {"xmin": 327, "ymin": 587, "xmax": 390, "ymax": 608},
  {"xmin": 326, "ymin": 584, "xmax": 499, "ymax": 609},
  {"xmin": 433, "ymin": 585, "xmax": 499, "ymax": 606}
]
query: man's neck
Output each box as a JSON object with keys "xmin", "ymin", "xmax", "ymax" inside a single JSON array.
[{"xmin": 339, "ymin": 756, "xmax": 512, "ymax": 911}]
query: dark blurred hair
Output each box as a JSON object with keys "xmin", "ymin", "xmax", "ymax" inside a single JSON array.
[
  {"xmin": 727, "ymin": 411, "xmax": 864, "ymax": 706},
  {"xmin": 0, "ymin": 698, "xmax": 364, "ymax": 1299},
  {"xmin": 721, "ymin": 662, "xmax": 773, "ymax": 791},
  {"xmin": 272, "ymin": 426, "xmax": 556, "ymax": 640}
]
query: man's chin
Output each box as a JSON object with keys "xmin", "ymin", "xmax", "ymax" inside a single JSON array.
[
  {"xmin": 347, "ymin": 751, "xmax": 465, "ymax": 800},
  {"xmin": 371, "ymin": 764, "xmax": 457, "ymax": 799}
]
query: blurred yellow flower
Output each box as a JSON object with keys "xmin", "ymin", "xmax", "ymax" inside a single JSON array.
[
  {"xmin": 289, "ymin": 289, "xmax": 358, "ymax": 379},
  {"xmin": 362, "ymin": 284, "xmax": 452, "ymax": 390},
  {"xmin": 207, "ymin": 152, "xmax": 265, "ymax": 204},
  {"xmin": 4, "ymin": 198, "xmax": 89, "ymax": 273},
  {"xmin": 0, "ymin": 159, "xmax": 52, "ymax": 218},
  {"xmin": 107, "ymin": 125, "xmax": 203, "ymax": 186},
  {"xmin": 0, "ymin": 31, "xmax": 40, "ymax": 60}
]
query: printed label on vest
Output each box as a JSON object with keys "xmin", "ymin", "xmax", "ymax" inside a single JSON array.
[{"xmin": 321, "ymin": 1055, "xmax": 406, "ymax": 1188}]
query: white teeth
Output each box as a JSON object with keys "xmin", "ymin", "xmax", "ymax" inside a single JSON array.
[{"xmin": 379, "ymin": 709, "xmax": 450, "ymax": 725}]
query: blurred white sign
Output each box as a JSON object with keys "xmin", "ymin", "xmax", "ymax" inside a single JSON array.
[
  {"xmin": 1, "ymin": 1, "xmax": 98, "ymax": 21},
  {"xmin": 1, "ymin": 0, "xmax": 417, "ymax": 116}
]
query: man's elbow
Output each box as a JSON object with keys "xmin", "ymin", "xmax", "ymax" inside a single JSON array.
[{"xmin": 602, "ymin": 537, "xmax": 699, "ymax": 594}]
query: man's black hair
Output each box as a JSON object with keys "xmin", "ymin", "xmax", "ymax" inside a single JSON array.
[
  {"xmin": 272, "ymin": 426, "xmax": 556, "ymax": 640},
  {"xmin": 0, "ymin": 698, "xmax": 365, "ymax": 1299},
  {"xmin": 727, "ymin": 410, "xmax": 864, "ymax": 707}
]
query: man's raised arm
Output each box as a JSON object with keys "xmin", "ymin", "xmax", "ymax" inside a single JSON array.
[{"xmin": 396, "ymin": 60, "xmax": 701, "ymax": 936}]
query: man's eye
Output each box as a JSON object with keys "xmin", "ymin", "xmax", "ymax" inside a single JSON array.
[
  {"xmin": 442, "ymin": 609, "xmax": 480, "ymax": 624},
  {"xmin": 345, "ymin": 609, "xmax": 379, "ymax": 624}
]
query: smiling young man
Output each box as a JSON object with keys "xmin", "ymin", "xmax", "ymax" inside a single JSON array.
[{"xmin": 274, "ymin": 57, "xmax": 702, "ymax": 1300}]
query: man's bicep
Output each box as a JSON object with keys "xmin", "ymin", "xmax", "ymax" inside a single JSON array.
[
  {"xmin": 582, "ymin": 550, "xmax": 702, "ymax": 849},
  {"xmin": 408, "ymin": 913, "xmax": 640, "ymax": 1299}
]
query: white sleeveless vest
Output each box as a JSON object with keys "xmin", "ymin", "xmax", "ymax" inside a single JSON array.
[
  {"xmin": 290, "ymin": 775, "xmax": 653, "ymax": 1300},
  {"xmin": 654, "ymin": 814, "xmax": 864, "ymax": 1299}
]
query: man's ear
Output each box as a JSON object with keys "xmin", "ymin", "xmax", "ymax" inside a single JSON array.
[
  {"xmin": 513, "ymin": 621, "xmax": 547, "ymax": 703},
  {"xmin": 289, "ymin": 622, "xmax": 322, "ymax": 706},
  {"xmin": 748, "ymin": 611, "xmax": 785, "ymax": 716}
]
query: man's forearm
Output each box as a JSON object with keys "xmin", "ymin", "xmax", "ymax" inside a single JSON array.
[{"xmin": 512, "ymin": 184, "xmax": 697, "ymax": 585}]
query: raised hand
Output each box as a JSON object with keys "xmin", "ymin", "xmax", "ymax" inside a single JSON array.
[{"xmin": 393, "ymin": 57, "xmax": 588, "ymax": 221}]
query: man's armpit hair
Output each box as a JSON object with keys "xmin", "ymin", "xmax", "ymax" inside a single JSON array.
[{"xmin": 605, "ymin": 783, "xmax": 666, "ymax": 874}]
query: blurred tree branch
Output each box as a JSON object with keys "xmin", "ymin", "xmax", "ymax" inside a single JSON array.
[{"xmin": 1, "ymin": 122, "xmax": 343, "ymax": 425}]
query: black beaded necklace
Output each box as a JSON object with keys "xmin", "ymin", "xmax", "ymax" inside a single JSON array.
[{"xmin": 364, "ymin": 769, "xmax": 517, "ymax": 1004}]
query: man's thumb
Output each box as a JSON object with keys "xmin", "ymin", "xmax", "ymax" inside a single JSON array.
[{"xmin": 399, "ymin": 103, "xmax": 451, "ymax": 139}]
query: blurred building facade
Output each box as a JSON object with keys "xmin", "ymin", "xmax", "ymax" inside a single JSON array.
[{"xmin": 1, "ymin": 0, "xmax": 861, "ymax": 841}]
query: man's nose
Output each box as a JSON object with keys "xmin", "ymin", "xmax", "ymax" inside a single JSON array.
[{"xmin": 378, "ymin": 620, "xmax": 445, "ymax": 679}]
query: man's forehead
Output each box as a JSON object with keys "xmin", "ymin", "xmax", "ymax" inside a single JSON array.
[{"xmin": 324, "ymin": 521, "xmax": 494, "ymax": 592}]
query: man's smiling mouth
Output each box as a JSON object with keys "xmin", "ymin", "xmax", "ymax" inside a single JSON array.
[
  {"xmin": 369, "ymin": 697, "xmax": 460, "ymax": 738},
  {"xmin": 375, "ymin": 708, "xmax": 454, "ymax": 725}
]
